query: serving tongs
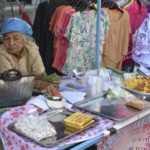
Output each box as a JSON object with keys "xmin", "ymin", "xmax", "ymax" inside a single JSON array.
[{"xmin": 136, "ymin": 69, "xmax": 150, "ymax": 80}]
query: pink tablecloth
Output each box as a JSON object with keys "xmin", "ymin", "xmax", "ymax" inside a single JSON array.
[{"xmin": 0, "ymin": 104, "xmax": 114, "ymax": 150}]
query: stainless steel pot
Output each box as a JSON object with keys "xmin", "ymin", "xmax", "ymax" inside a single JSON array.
[{"xmin": 0, "ymin": 69, "xmax": 34, "ymax": 108}]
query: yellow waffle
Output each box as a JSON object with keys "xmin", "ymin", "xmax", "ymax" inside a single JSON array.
[
  {"xmin": 64, "ymin": 112, "xmax": 93, "ymax": 129},
  {"xmin": 65, "ymin": 119, "xmax": 95, "ymax": 131}
]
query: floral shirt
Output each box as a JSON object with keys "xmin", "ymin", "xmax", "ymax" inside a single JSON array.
[
  {"xmin": 63, "ymin": 9, "xmax": 110, "ymax": 75},
  {"xmin": 132, "ymin": 13, "xmax": 150, "ymax": 68}
]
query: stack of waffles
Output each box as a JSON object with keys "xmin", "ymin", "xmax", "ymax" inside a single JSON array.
[{"xmin": 64, "ymin": 112, "xmax": 95, "ymax": 133}]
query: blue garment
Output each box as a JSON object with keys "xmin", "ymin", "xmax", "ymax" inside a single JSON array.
[{"xmin": 0, "ymin": 17, "xmax": 32, "ymax": 36}]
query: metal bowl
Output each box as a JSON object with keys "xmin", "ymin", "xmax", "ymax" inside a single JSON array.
[{"xmin": 122, "ymin": 86, "xmax": 150, "ymax": 101}]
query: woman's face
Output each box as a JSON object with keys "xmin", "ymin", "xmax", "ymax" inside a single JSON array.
[{"xmin": 3, "ymin": 32, "xmax": 27, "ymax": 56}]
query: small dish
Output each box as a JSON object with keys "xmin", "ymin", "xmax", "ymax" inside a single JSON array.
[{"xmin": 46, "ymin": 97, "xmax": 66, "ymax": 109}]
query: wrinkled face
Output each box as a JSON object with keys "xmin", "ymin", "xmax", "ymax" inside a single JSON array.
[{"xmin": 3, "ymin": 32, "xmax": 27, "ymax": 56}]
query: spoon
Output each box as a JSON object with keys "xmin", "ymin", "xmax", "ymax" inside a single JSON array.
[{"xmin": 136, "ymin": 69, "xmax": 150, "ymax": 79}]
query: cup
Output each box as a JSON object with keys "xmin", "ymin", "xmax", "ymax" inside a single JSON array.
[{"xmin": 86, "ymin": 75, "xmax": 103, "ymax": 98}]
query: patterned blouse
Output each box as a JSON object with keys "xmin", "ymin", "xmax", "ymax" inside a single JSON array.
[
  {"xmin": 132, "ymin": 13, "xmax": 150, "ymax": 68},
  {"xmin": 63, "ymin": 9, "xmax": 110, "ymax": 75}
]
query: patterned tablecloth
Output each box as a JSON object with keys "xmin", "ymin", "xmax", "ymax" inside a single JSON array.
[{"xmin": 0, "ymin": 104, "xmax": 114, "ymax": 150}]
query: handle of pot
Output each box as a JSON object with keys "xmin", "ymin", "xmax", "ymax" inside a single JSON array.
[{"xmin": 0, "ymin": 69, "xmax": 22, "ymax": 81}]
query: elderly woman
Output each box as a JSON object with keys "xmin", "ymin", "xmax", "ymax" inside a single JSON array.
[{"xmin": 0, "ymin": 17, "xmax": 60, "ymax": 96}]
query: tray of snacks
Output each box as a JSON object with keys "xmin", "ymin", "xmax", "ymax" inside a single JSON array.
[
  {"xmin": 8, "ymin": 108, "xmax": 98, "ymax": 147},
  {"xmin": 122, "ymin": 77, "xmax": 150, "ymax": 100},
  {"xmin": 75, "ymin": 95, "xmax": 146, "ymax": 121}
]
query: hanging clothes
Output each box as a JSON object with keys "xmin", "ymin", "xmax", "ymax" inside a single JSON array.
[
  {"xmin": 102, "ymin": 0, "xmax": 124, "ymax": 11},
  {"xmin": 32, "ymin": 1, "xmax": 68, "ymax": 75},
  {"xmin": 63, "ymin": 9, "xmax": 110, "ymax": 74},
  {"xmin": 49, "ymin": 6, "xmax": 76, "ymax": 71},
  {"xmin": 132, "ymin": 13, "xmax": 150, "ymax": 68},
  {"xmin": 102, "ymin": 9, "xmax": 131, "ymax": 69},
  {"xmin": 122, "ymin": 0, "xmax": 147, "ymax": 72},
  {"xmin": 124, "ymin": 0, "xmax": 147, "ymax": 34},
  {"xmin": 32, "ymin": 0, "xmax": 93, "ymax": 75}
]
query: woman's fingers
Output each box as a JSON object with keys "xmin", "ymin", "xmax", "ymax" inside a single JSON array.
[
  {"xmin": 51, "ymin": 80, "xmax": 61, "ymax": 88},
  {"xmin": 46, "ymin": 84, "xmax": 57, "ymax": 96},
  {"xmin": 53, "ymin": 80, "xmax": 61, "ymax": 84},
  {"xmin": 34, "ymin": 80, "xmax": 60, "ymax": 96}
]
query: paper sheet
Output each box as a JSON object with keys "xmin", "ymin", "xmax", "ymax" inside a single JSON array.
[
  {"xmin": 60, "ymin": 91, "xmax": 86, "ymax": 104},
  {"xmin": 27, "ymin": 95, "xmax": 49, "ymax": 111}
]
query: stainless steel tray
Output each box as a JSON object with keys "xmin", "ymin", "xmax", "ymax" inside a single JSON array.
[
  {"xmin": 75, "ymin": 97, "xmax": 141, "ymax": 122},
  {"xmin": 8, "ymin": 108, "xmax": 98, "ymax": 147}
]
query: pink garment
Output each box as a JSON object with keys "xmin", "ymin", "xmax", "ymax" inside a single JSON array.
[
  {"xmin": 49, "ymin": 6, "xmax": 73, "ymax": 71},
  {"xmin": 125, "ymin": 0, "xmax": 147, "ymax": 34},
  {"xmin": 55, "ymin": 6, "xmax": 73, "ymax": 34},
  {"xmin": 49, "ymin": 5, "xmax": 66, "ymax": 32},
  {"xmin": 52, "ymin": 8, "xmax": 76, "ymax": 71},
  {"xmin": 59, "ymin": 9, "xmax": 77, "ymax": 69},
  {"xmin": 122, "ymin": 0, "xmax": 147, "ymax": 67}
]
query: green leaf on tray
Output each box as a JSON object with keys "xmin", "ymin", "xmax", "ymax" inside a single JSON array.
[{"xmin": 44, "ymin": 73, "xmax": 60, "ymax": 83}]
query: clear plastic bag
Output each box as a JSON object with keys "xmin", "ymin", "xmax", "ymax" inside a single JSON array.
[
  {"xmin": 14, "ymin": 112, "xmax": 57, "ymax": 141},
  {"xmin": 106, "ymin": 83, "xmax": 135, "ymax": 101},
  {"xmin": 126, "ymin": 98, "xmax": 150, "ymax": 110}
]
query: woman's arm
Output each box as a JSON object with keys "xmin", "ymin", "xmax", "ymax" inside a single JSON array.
[{"xmin": 34, "ymin": 72, "xmax": 60, "ymax": 96}]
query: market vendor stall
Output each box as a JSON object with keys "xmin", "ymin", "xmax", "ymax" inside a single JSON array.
[
  {"xmin": 0, "ymin": 69, "xmax": 150, "ymax": 150},
  {"xmin": 1, "ymin": 0, "xmax": 150, "ymax": 149},
  {"xmin": 1, "ymin": 97, "xmax": 150, "ymax": 150}
]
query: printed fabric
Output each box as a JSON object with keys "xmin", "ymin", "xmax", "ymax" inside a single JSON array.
[
  {"xmin": 132, "ymin": 13, "xmax": 150, "ymax": 68},
  {"xmin": 64, "ymin": 9, "xmax": 110, "ymax": 75}
]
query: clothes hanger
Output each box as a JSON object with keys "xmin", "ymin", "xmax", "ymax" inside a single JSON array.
[
  {"xmin": 101, "ymin": 0, "xmax": 124, "ymax": 13},
  {"xmin": 74, "ymin": 0, "xmax": 91, "ymax": 11},
  {"xmin": 71, "ymin": 0, "xmax": 82, "ymax": 7},
  {"xmin": 53, "ymin": 0, "xmax": 68, "ymax": 6},
  {"xmin": 78, "ymin": 0, "xmax": 90, "ymax": 11}
]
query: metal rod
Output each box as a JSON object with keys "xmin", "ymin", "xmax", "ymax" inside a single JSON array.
[
  {"xmin": 10, "ymin": 1, "xmax": 14, "ymax": 17},
  {"xmin": 96, "ymin": 0, "xmax": 101, "ymax": 75}
]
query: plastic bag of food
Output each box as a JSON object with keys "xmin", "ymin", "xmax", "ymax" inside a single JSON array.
[
  {"xmin": 126, "ymin": 98, "xmax": 150, "ymax": 110},
  {"xmin": 106, "ymin": 83, "xmax": 135, "ymax": 101},
  {"xmin": 14, "ymin": 113, "xmax": 57, "ymax": 141}
]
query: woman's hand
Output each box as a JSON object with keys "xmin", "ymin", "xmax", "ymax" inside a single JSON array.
[
  {"xmin": 46, "ymin": 84, "xmax": 57, "ymax": 96},
  {"xmin": 34, "ymin": 80, "xmax": 60, "ymax": 96},
  {"xmin": 46, "ymin": 80, "xmax": 61, "ymax": 96},
  {"xmin": 51, "ymin": 80, "xmax": 61, "ymax": 89}
]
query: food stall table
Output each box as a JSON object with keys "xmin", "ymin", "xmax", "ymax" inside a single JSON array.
[
  {"xmin": 97, "ymin": 107, "xmax": 150, "ymax": 149},
  {"xmin": 67, "ymin": 106, "xmax": 150, "ymax": 150},
  {"xmin": 1, "ymin": 73, "xmax": 150, "ymax": 150},
  {"xmin": 0, "ymin": 104, "xmax": 114, "ymax": 150},
  {"xmin": 1, "ymin": 103, "xmax": 150, "ymax": 150}
]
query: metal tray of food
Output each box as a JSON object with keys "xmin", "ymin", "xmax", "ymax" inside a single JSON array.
[
  {"xmin": 8, "ymin": 108, "xmax": 98, "ymax": 147},
  {"xmin": 122, "ymin": 86, "xmax": 150, "ymax": 100},
  {"xmin": 121, "ymin": 77, "xmax": 150, "ymax": 100},
  {"xmin": 75, "ymin": 96, "xmax": 141, "ymax": 122}
]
